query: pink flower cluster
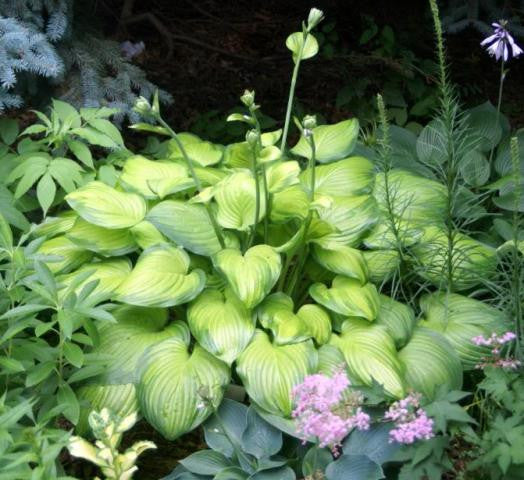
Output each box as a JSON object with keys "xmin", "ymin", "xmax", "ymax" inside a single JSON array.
[
  {"xmin": 292, "ymin": 371, "xmax": 370, "ymax": 452},
  {"xmin": 384, "ymin": 393, "xmax": 434, "ymax": 445},
  {"xmin": 471, "ymin": 331, "xmax": 521, "ymax": 370}
]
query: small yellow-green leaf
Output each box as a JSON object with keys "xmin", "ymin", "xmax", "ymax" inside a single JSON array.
[{"xmin": 286, "ymin": 32, "xmax": 319, "ymax": 63}]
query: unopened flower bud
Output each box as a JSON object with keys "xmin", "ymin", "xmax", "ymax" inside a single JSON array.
[
  {"xmin": 241, "ymin": 89, "xmax": 255, "ymax": 108},
  {"xmin": 303, "ymin": 114, "xmax": 317, "ymax": 130},
  {"xmin": 246, "ymin": 129, "xmax": 260, "ymax": 147},
  {"xmin": 307, "ymin": 8, "xmax": 324, "ymax": 31},
  {"xmin": 133, "ymin": 96, "xmax": 152, "ymax": 116}
]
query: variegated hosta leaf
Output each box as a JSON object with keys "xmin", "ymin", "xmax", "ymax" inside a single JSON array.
[
  {"xmin": 119, "ymin": 155, "xmax": 193, "ymax": 198},
  {"xmin": 137, "ymin": 337, "xmax": 230, "ymax": 440},
  {"xmin": 291, "ymin": 119, "xmax": 359, "ymax": 163},
  {"xmin": 213, "ymin": 245, "xmax": 281, "ymax": 308},
  {"xmin": 187, "ymin": 288, "xmax": 256, "ymax": 365},
  {"xmin": 270, "ymin": 185, "xmax": 310, "ymax": 223},
  {"xmin": 309, "ymin": 276, "xmax": 380, "ymax": 321},
  {"xmin": 265, "ymin": 161, "xmax": 300, "ymax": 193},
  {"xmin": 236, "ymin": 330, "xmax": 318, "ymax": 416},
  {"xmin": 297, "ymin": 304, "xmax": 332, "ymax": 345},
  {"xmin": 413, "ymin": 226, "xmax": 497, "ymax": 291},
  {"xmin": 66, "ymin": 217, "xmax": 137, "ymax": 256},
  {"xmin": 183, "ymin": 141, "xmax": 224, "ymax": 167},
  {"xmin": 374, "ymin": 295, "xmax": 415, "ymax": 349},
  {"xmin": 129, "ymin": 220, "xmax": 166, "ymax": 249},
  {"xmin": 373, "ymin": 169, "xmax": 447, "ymax": 223},
  {"xmin": 59, "ymin": 259, "xmax": 132, "ymax": 304},
  {"xmin": 66, "ymin": 181, "xmax": 147, "ymax": 229},
  {"xmin": 314, "ymin": 195, "xmax": 378, "ymax": 247},
  {"xmin": 33, "ymin": 211, "xmax": 77, "ymax": 238},
  {"xmin": 115, "ymin": 245, "xmax": 206, "ymax": 307},
  {"xmin": 317, "ymin": 344, "xmax": 349, "ymax": 377},
  {"xmin": 193, "ymin": 165, "xmax": 228, "ymax": 186},
  {"xmin": 362, "ymin": 249, "xmax": 400, "ymax": 284},
  {"xmin": 331, "ymin": 318, "xmax": 405, "ymax": 398},
  {"xmin": 214, "ymin": 170, "xmax": 266, "ymax": 231},
  {"xmin": 167, "ymin": 133, "xmax": 202, "ymax": 158},
  {"xmin": 419, "ymin": 292, "xmax": 508, "ymax": 370},
  {"xmin": 312, "ymin": 244, "xmax": 368, "ymax": 284},
  {"xmin": 147, "ymin": 200, "xmax": 234, "ymax": 256},
  {"xmin": 38, "ymin": 236, "xmax": 93, "ymax": 274},
  {"xmin": 398, "ymin": 327, "xmax": 463, "ymax": 400},
  {"xmin": 223, "ymin": 142, "xmax": 252, "ymax": 169},
  {"xmin": 76, "ymin": 383, "xmax": 138, "ymax": 435},
  {"xmin": 300, "ymin": 157, "xmax": 375, "ymax": 198}
]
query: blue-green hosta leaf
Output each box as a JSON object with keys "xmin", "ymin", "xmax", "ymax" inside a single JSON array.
[
  {"xmin": 332, "ymin": 318, "xmax": 405, "ymax": 398},
  {"xmin": 265, "ymin": 161, "xmax": 300, "ymax": 193},
  {"xmin": 465, "ymin": 102, "xmax": 503, "ymax": 152},
  {"xmin": 309, "ymin": 276, "xmax": 380, "ymax": 321},
  {"xmin": 398, "ymin": 327, "xmax": 463, "ymax": 400},
  {"xmin": 214, "ymin": 171, "xmax": 266, "ymax": 231},
  {"xmin": 66, "ymin": 217, "xmax": 137, "ymax": 256},
  {"xmin": 147, "ymin": 200, "xmax": 232, "ymax": 256},
  {"xmin": 291, "ymin": 119, "xmax": 359, "ymax": 163},
  {"xmin": 312, "ymin": 244, "xmax": 368, "ymax": 284},
  {"xmin": 242, "ymin": 406, "xmax": 283, "ymax": 459},
  {"xmin": 236, "ymin": 330, "xmax": 318, "ymax": 416},
  {"xmin": 412, "ymin": 226, "xmax": 497, "ymax": 291},
  {"xmin": 374, "ymin": 295, "xmax": 415, "ymax": 349},
  {"xmin": 362, "ymin": 249, "xmax": 400, "ymax": 284},
  {"xmin": 285, "ymin": 32, "xmax": 319, "ymax": 63},
  {"xmin": 326, "ymin": 454, "xmax": 384, "ymax": 480},
  {"xmin": 459, "ymin": 150, "xmax": 490, "ymax": 187},
  {"xmin": 494, "ymin": 128, "xmax": 524, "ymax": 176},
  {"xmin": 119, "ymin": 155, "xmax": 193, "ymax": 198},
  {"xmin": 37, "ymin": 236, "xmax": 93, "ymax": 274},
  {"xmin": 183, "ymin": 141, "xmax": 224, "ymax": 167},
  {"xmin": 130, "ymin": 220, "xmax": 166, "ymax": 249},
  {"xmin": 76, "ymin": 383, "xmax": 138, "ymax": 435},
  {"xmin": 270, "ymin": 185, "xmax": 310, "ymax": 222},
  {"xmin": 115, "ymin": 245, "xmax": 205, "ymax": 307},
  {"xmin": 187, "ymin": 288, "xmax": 255, "ymax": 365},
  {"xmin": 137, "ymin": 337, "xmax": 230, "ymax": 440},
  {"xmin": 300, "ymin": 156, "xmax": 375, "ymax": 198},
  {"xmin": 213, "ymin": 245, "xmax": 281, "ymax": 308},
  {"xmin": 66, "ymin": 181, "xmax": 147, "ymax": 229},
  {"xmin": 416, "ymin": 119, "xmax": 448, "ymax": 166},
  {"xmin": 32, "ymin": 211, "xmax": 77, "ymax": 238},
  {"xmin": 419, "ymin": 293, "xmax": 507, "ymax": 370},
  {"xmin": 179, "ymin": 450, "xmax": 232, "ymax": 475},
  {"xmin": 314, "ymin": 195, "xmax": 378, "ymax": 247}
]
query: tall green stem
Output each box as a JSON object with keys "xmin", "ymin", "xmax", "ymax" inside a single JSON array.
[
  {"xmin": 157, "ymin": 117, "xmax": 225, "ymax": 249},
  {"xmin": 488, "ymin": 59, "xmax": 505, "ymax": 164},
  {"xmin": 246, "ymin": 147, "xmax": 261, "ymax": 250}
]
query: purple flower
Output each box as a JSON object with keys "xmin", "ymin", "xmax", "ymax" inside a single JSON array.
[
  {"xmin": 481, "ymin": 21, "xmax": 523, "ymax": 61},
  {"xmin": 471, "ymin": 331, "xmax": 521, "ymax": 370}
]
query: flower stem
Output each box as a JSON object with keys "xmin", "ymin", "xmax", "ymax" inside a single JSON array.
[
  {"xmin": 246, "ymin": 147, "xmax": 261, "ymax": 251},
  {"xmin": 489, "ymin": 59, "xmax": 505, "ymax": 165}
]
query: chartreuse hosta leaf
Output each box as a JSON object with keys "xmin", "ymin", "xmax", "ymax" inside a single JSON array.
[
  {"xmin": 398, "ymin": 327, "xmax": 462, "ymax": 400},
  {"xmin": 310, "ymin": 276, "xmax": 380, "ymax": 321},
  {"xmin": 214, "ymin": 170, "xmax": 266, "ymax": 231},
  {"xmin": 374, "ymin": 295, "xmax": 415, "ymax": 349},
  {"xmin": 331, "ymin": 319, "xmax": 405, "ymax": 398},
  {"xmin": 137, "ymin": 336, "xmax": 230, "ymax": 440},
  {"xmin": 66, "ymin": 217, "xmax": 137, "ymax": 256},
  {"xmin": 213, "ymin": 245, "xmax": 281, "ymax": 308},
  {"xmin": 129, "ymin": 220, "xmax": 166, "ymax": 249},
  {"xmin": 291, "ymin": 119, "xmax": 359, "ymax": 163},
  {"xmin": 38, "ymin": 236, "xmax": 93, "ymax": 274},
  {"xmin": 362, "ymin": 249, "xmax": 400, "ymax": 284},
  {"xmin": 363, "ymin": 211, "xmax": 424, "ymax": 250},
  {"xmin": 66, "ymin": 181, "xmax": 147, "ymax": 229},
  {"xmin": 312, "ymin": 244, "xmax": 368, "ymax": 284},
  {"xmin": 119, "ymin": 155, "xmax": 193, "ymax": 198},
  {"xmin": 115, "ymin": 245, "xmax": 205, "ymax": 307},
  {"xmin": 33, "ymin": 211, "xmax": 77, "ymax": 238},
  {"xmin": 187, "ymin": 288, "xmax": 255, "ymax": 365},
  {"xmin": 166, "ymin": 133, "xmax": 201, "ymax": 157},
  {"xmin": 265, "ymin": 161, "xmax": 300, "ymax": 193},
  {"xmin": 270, "ymin": 185, "xmax": 310, "ymax": 223},
  {"xmin": 419, "ymin": 293, "xmax": 507, "ymax": 370},
  {"xmin": 314, "ymin": 195, "xmax": 378, "ymax": 247},
  {"xmin": 237, "ymin": 330, "xmax": 318, "ymax": 416},
  {"xmin": 257, "ymin": 293, "xmax": 331, "ymax": 345},
  {"xmin": 147, "ymin": 200, "xmax": 237, "ymax": 256},
  {"xmin": 300, "ymin": 156, "xmax": 375, "ymax": 198},
  {"xmin": 413, "ymin": 226, "xmax": 497, "ymax": 291},
  {"xmin": 183, "ymin": 141, "xmax": 224, "ymax": 167}
]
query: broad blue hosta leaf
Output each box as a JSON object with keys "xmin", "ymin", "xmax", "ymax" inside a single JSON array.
[
  {"xmin": 312, "ymin": 244, "xmax": 368, "ymax": 284},
  {"xmin": 147, "ymin": 200, "xmax": 233, "ymax": 256},
  {"xmin": 242, "ymin": 406, "xmax": 283, "ymax": 459},
  {"xmin": 362, "ymin": 249, "xmax": 400, "ymax": 284},
  {"xmin": 459, "ymin": 150, "xmax": 490, "ymax": 187},
  {"xmin": 137, "ymin": 337, "xmax": 230, "ymax": 440},
  {"xmin": 130, "ymin": 220, "xmax": 166, "ymax": 249},
  {"xmin": 213, "ymin": 245, "xmax": 281, "ymax": 308},
  {"xmin": 300, "ymin": 156, "xmax": 375, "ymax": 198},
  {"xmin": 115, "ymin": 245, "xmax": 206, "ymax": 307},
  {"xmin": 374, "ymin": 295, "xmax": 415, "ymax": 349},
  {"xmin": 412, "ymin": 226, "xmax": 497, "ymax": 291},
  {"xmin": 183, "ymin": 141, "xmax": 224, "ymax": 167},
  {"xmin": 495, "ymin": 128, "xmax": 524, "ymax": 176},
  {"xmin": 66, "ymin": 217, "xmax": 137, "ymax": 256},
  {"xmin": 309, "ymin": 276, "xmax": 380, "ymax": 321},
  {"xmin": 331, "ymin": 318, "xmax": 405, "ymax": 398},
  {"xmin": 66, "ymin": 181, "xmax": 147, "ymax": 229},
  {"xmin": 270, "ymin": 185, "xmax": 310, "ymax": 222},
  {"xmin": 187, "ymin": 288, "xmax": 256, "ymax": 365},
  {"xmin": 291, "ymin": 119, "xmax": 359, "ymax": 163},
  {"xmin": 33, "ymin": 211, "xmax": 77, "ymax": 238},
  {"xmin": 37, "ymin": 236, "xmax": 93, "ymax": 274},
  {"xmin": 119, "ymin": 155, "xmax": 193, "ymax": 198},
  {"xmin": 265, "ymin": 161, "xmax": 300, "ymax": 193},
  {"xmin": 214, "ymin": 171, "xmax": 266, "ymax": 231},
  {"xmin": 325, "ymin": 454, "xmax": 384, "ymax": 480},
  {"xmin": 398, "ymin": 327, "xmax": 463, "ymax": 400},
  {"xmin": 286, "ymin": 31, "xmax": 319, "ymax": 63},
  {"xmin": 314, "ymin": 195, "xmax": 378, "ymax": 247},
  {"xmin": 236, "ymin": 330, "xmax": 318, "ymax": 416},
  {"xmin": 465, "ymin": 102, "xmax": 503, "ymax": 152},
  {"xmin": 419, "ymin": 293, "xmax": 508, "ymax": 370}
]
